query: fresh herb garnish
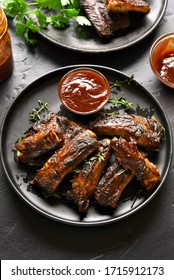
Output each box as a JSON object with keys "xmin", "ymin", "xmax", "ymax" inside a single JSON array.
[
  {"xmin": 73, "ymin": 152, "xmax": 105, "ymax": 173},
  {"xmin": 29, "ymin": 100, "xmax": 48, "ymax": 121},
  {"xmin": 1, "ymin": 0, "xmax": 91, "ymax": 43},
  {"xmin": 88, "ymin": 152, "xmax": 105, "ymax": 164},
  {"xmin": 122, "ymin": 188, "xmax": 143, "ymax": 208},
  {"xmin": 111, "ymin": 75, "xmax": 134, "ymax": 88},
  {"xmin": 109, "ymin": 96, "xmax": 132, "ymax": 111}
]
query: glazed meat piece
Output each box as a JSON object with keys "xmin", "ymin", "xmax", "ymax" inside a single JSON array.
[
  {"xmin": 15, "ymin": 130, "xmax": 63, "ymax": 164},
  {"xmin": 24, "ymin": 112, "xmax": 61, "ymax": 135},
  {"xmin": 31, "ymin": 129, "xmax": 99, "ymax": 194},
  {"xmin": 81, "ymin": 0, "xmax": 130, "ymax": 38},
  {"xmin": 66, "ymin": 138, "xmax": 112, "ymax": 212},
  {"xmin": 105, "ymin": 0, "xmax": 150, "ymax": 14},
  {"xmin": 15, "ymin": 112, "xmax": 64, "ymax": 164},
  {"xmin": 80, "ymin": 0, "xmax": 113, "ymax": 38},
  {"xmin": 15, "ymin": 112, "xmax": 84, "ymax": 164},
  {"xmin": 95, "ymin": 159, "xmax": 134, "ymax": 208},
  {"xmin": 111, "ymin": 137, "xmax": 161, "ymax": 191},
  {"xmin": 89, "ymin": 114, "xmax": 164, "ymax": 151},
  {"xmin": 56, "ymin": 115, "xmax": 83, "ymax": 142}
]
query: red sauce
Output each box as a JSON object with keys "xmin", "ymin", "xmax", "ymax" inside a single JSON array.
[
  {"xmin": 58, "ymin": 68, "xmax": 110, "ymax": 114},
  {"xmin": 152, "ymin": 36, "xmax": 174, "ymax": 84}
]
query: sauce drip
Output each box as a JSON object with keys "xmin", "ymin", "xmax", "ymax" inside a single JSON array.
[{"xmin": 59, "ymin": 69, "xmax": 110, "ymax": 114}]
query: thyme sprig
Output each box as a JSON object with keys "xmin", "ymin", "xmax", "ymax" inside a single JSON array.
[
  {"xmin": 29, "ymin": 100, "xmax": 48, "ymax": 121},
  {"xmin": 110, "ymin": 74, "xmax": 134, "ymax": 88},
  {"xmin": 109, "ymin": 96, "xmax": 132, "ymax": 111},
  {"xmin": 73, "ymin": 152, "xmax": 105, "ymax": 173}
]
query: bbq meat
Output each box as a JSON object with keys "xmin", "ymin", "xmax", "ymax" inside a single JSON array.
[
  {"xmin": 25, "ymin": 112, "xmax": 60, "ymax": 135},
  {"xmin": 15, "ymin": 112, "xmax": 83, "ymax": 164},
  {"xmin": 80, "ymin": 0, "xmax": 113, "ymax": 38},
  {"xmin": 111, "ymin": 137, "xmax": 161, "ymax": 191},
  {"xmin": 31, "ymin": 128, "xmax": 99, "ymax": 194},
  {"xmin": 15, "ymin": 130, "xmax": 64, "ymax": 164},
  {"xmin": 66, "ymin": 138, "xmax": 112, "ymax": 212},
  {"xmin": 95, "ymin": 159, "xmax": 134, "ymax": 208},
  {"xmin": 105, "ymin": 0, "xmax": 150, "ymax": 14},
  {"xmin": 90, "ymin": 114, "xmax": 164, "ymax": 151},
  {"xmin": 15, "ymin": 112, "xmax": 64, "ymax": 164}
]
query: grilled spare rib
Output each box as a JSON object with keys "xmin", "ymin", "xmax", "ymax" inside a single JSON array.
[
  {"xmin": 95, "ymin": 159, "xmax": 134, "ymax": 208},
  {"xmin": 31, "ymin": 128, "xmax": 99, "ymax": 194},
  {"xmin": 80, "ymin": 0, "xmax": 113, "ymax": 38},
  {"xmin": 15, "ymin": 112, "xmax": 64, "ymax": 164},
  {"xmin": 90, "ymin": 114, "xmax": 164, "ymax": 151},
  {"xmin": 111, "ymin": 137, "xmax": 161, "ymax": 191},
  {"xmin": 105, "ymin": 0, "xmax": 150, "ymax": 14},
  {"xmin": 80, "ymin": 0, "xmax": 130, "ymax": 38},
  {"xmin": 66, "ymin": 138, "xmax": 112, "ymax": 212}
]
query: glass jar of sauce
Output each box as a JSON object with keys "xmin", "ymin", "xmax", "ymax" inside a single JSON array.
[
  {"xmin": 0, "ymin": 7, "xmax": 13, "ymax": 82},
  {"xmin": 150, "ymin": 32, "xmax": 174, "ymax": 88}
]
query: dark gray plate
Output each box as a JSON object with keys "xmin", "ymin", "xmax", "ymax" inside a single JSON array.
[
  {"xmin": 39, "ymin": 0, "xmax": 168, "ymax": 52},
  {"xmin": 0, "ymin": 65, "xmax": 173, "ymax": 226}
]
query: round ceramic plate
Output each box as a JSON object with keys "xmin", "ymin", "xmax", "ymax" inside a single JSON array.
[
  {"xmin": 0, "ymin": 65, "xmax": 172, "ymax": 226},
  {"xmin": 38, "ymin": 0, "xmax": 168, "ymax": 52}
]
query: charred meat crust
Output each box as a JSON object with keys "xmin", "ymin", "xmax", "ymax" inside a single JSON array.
[
  {"xmin": 89, "ymin": 114, "xmax": 164, "ymax": 151},
  {"xmin": 111, "ymin": 137, "xmax": 161, "ymax": 191},
  {"xmin": 95, "ymin": 159, "xmax": 134, "ymax": 208},
  {"xmin": 80, "ymin": 0, "xmax": 113, "ymax": 38},
  {"xmin": 15, "ymin": 130, "xmax": 64, "ymax": 164},
  {"xmin": 66, "ymin": 138, "xmax": 112, "ymax": 212},
  {"xmin": 31, "ymin": 128, "xmax": 99, "ymax": 194},
  {"xmin": 15, "ymin": 113, "xmax": 84, "ymax": 164},
  {"xmin": 80, "ymin": 0, "xmax": 130, "ymax": 38},
  {"xmin": 15, "ymin": 112, "xmax": 64, "ymax": 163}
]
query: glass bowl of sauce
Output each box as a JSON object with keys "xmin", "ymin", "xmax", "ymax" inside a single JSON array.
[
  {"xmin": 150, "ymin": 32, "xmax": 174, "ymax": 88},
  {"xmin": 58, "ymin": 67, "xmax": 111, "ymax": 115}
]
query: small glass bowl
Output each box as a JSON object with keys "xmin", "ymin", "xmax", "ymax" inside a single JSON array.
[
  {"xmin": 149, "ymin": 32, "xmax": 174, "ymax": 88},
  {"xmin": 58, "ymin": 67, "xmax": 111, "ymax": 115}
]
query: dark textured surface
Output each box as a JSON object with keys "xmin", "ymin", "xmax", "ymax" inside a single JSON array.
[{"xmin": 0, "ymin": 1, "xmax": 174, "ymax": 260}]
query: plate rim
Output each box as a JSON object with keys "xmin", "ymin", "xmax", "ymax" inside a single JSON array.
[
  {"xmin": 0, "ymin": 64, "xmax": 173, "ymax": 226},
  {"xmin": 37, "ymin": 0, "xmax": 168, "ymax": 53}
]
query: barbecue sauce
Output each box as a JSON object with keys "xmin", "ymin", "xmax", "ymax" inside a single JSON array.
[
  {"xmin": 0, "ymin": 7, "xmax": 13, "ymax": 82},
  {"xmin": 152, "ymin": 36, "xmax": 174, "ymax": 84},
  {"xmin": 58, "ymin": 68, "xmax": 110, "ymax": 114}
]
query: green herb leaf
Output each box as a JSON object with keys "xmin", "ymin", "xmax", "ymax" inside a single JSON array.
[
  {"xmin": 111, "ymin": 75, "xmax": 134, "ymax": 88},
  {"xmin": 36, "ymin": 0, "xmax": 61, "ymax": 10},
  {"xmin": 34, "ymin": 9, "xmax": 49, "ymax": 28},
  {"xmin": 3, "ymin": 0, "xmax": 28, "ymax": 20},
  {"xmin": 2, "ymin": 0, "xmax": 91, "ymax": 43},
  {"xmin": 109, "ymin": 96, "xmax": 132, "ymax": 110},
  {"xmin": 29, "ymin": 100, "xmax": 48, "ymax": 122},
  {"xmin": 49, "ymin": 15, "xmax": 69, "ymax": 28},
  {"xmin": 74, "ymin": 15, "xmax": 92, "ymax": 26}
]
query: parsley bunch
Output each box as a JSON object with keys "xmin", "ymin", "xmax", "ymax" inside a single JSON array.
[{"xmin": 1, "ymin": 0, "xmax": 91, "ymax": 43}]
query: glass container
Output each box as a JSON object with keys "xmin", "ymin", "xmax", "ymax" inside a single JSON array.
[{"xmin": 0, "ymin": 7, "xmax": 13, "ymax": 82}]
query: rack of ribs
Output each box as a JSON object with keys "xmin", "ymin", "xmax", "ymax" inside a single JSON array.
[
  {"xmin": 89, "ymin": 113, "xmax": 164, "ymax": 151},
  {"xmin": 31, "ymin": 128, "xmax": 99, "ymax": 194},
  {"xmin": 95, "ymin": 159, "xmax": 134, "ymax": 208},
  {"xmin": 65, "ymin": 138, "xmax": 112, "ymax": 212},
  {"xmin": 111, "ymin": 137, "xmax": 161, "ymax": 192}
]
